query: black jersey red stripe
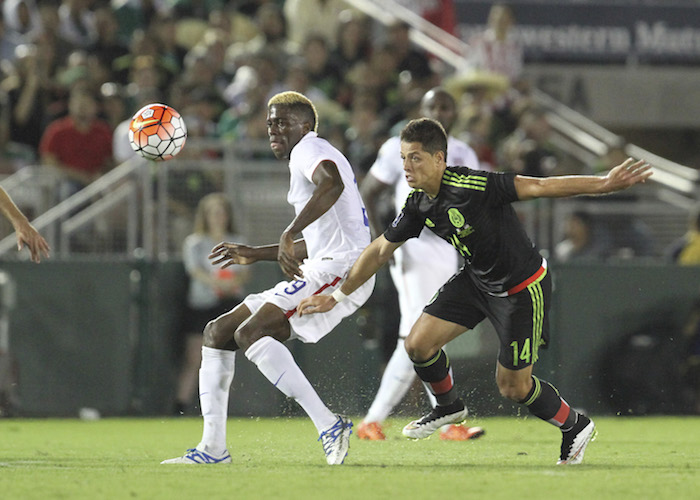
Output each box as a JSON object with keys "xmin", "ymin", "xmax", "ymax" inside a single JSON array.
[{"xmin": 384, "ymin": 166, "xmax": 544, "ymax": 296}]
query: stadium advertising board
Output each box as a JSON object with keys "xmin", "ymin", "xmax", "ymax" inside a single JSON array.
[{"xmin": 455, "ymin": 0, "xmax": 700, "ymax": 65}]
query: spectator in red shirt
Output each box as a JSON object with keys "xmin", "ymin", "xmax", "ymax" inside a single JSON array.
[
  {"xmin": 39, "ymin": 86, "xmax": 114, "ymax": 200},
  {"xmin": 421, "ymin": 0, "xmax": 457, "ymax": 37}
]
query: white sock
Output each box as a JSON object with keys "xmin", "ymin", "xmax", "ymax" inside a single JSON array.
[
  {"xmin": 198, "ymin": 346, "xmax": 236, "ymax": 455},
  {"xmin": 245, "ymin": 336, "xmax": 336, "ymax": 433},
  {"xmin": 426, "ymin": 388, "xmax": 438, "ymax": 408},
  {"xmin": 364, "ymin": 338, "xmax": 416, "ymax": 423}
]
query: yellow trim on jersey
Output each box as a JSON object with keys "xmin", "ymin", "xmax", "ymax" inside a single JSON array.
[
  {"xmin": 442, "ymin": 171, "xmax": 487, "ymax": 191},
  {"xmin": 400, "ymin": 189, "xmax": 423, "ymax": 210}
]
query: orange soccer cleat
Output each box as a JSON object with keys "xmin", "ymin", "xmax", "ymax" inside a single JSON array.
[
  {"xmin": 439, "ymin": 424, "xmax": 485, "ymax": 441},
  {"xmin": 356, "ymin": 421, "xmax": 386, "ymax": 440}
]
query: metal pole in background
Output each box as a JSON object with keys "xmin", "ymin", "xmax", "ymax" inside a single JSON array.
[{"xmin": 0, "ymin": 271, "xmax": 17, "ymax": 416}]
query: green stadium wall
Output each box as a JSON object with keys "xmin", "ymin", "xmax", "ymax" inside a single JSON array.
[{"xmin": 0, "ymin": 261, "xmax": 698, "ymax": 417}]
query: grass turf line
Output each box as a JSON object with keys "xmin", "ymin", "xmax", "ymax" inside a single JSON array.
[{"xmin": 0, "ymin": 416, "xmax": 698, "ymax": 500}]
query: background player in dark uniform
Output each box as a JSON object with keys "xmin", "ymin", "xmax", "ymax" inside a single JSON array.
[{"xmin": 298, "ymin": 117, "xmax": 653, "ymax": 465}]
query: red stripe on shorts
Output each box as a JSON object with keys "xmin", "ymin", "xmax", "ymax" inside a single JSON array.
[
  {"xmin": 507, "ymin": 265, "xmax": 545, "ymax": 296},
  {"xmin": 285, "ymin": 276, "xmax": 342, "ymax": 319}
]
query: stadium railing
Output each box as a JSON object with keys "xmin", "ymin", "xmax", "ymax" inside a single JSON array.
[
  {"xmin": 1, "ymin": 0, "xmax": 699, "ymax": 261},
  {"xmin": 0, "ymin": 139, "xmax": 294, "ymax": 260},
  {"xmin": 0, "ymin": 136, "xmax": 694, "ymax": 263},
  {"xmin": 342, "ymin": 0, "xmax": 700, "ymax": 256},
  {"xmin": 344, "ymin": 0, "xmax": 700, "ymax": 197}
]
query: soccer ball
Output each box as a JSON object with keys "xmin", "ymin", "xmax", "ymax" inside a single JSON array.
[{"xmin": 129, "ymin": 103, "xmax": 187, "ymax": 161}]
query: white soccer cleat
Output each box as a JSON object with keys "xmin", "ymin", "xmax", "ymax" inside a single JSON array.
[
  {"xmin": 558, "ymin": 415, "xmax": 597, "ymax": 465},
  {"xmin": 161, "ymin": 446, "xmax": 232, "ymax": 464},
  {"xmin": 318, "ymin": 415, "xmax": 353, "ymax": 465},
  {"xmin": 403, "ymin": 402, "xmax": 468, "ymax": 440}
]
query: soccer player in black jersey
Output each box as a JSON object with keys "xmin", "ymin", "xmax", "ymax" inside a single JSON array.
[{"xmin": 299, "ymin": 117, "xmax": 653, "ymax": 465}]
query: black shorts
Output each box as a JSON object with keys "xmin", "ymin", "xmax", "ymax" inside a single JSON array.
[{"xmin": 423, "ymin": 270, "xmax": 551, "ymax": 370}]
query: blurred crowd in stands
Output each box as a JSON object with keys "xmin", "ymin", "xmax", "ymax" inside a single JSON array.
[
  {"xmin": 0, "ymin": 0, "xmax": 697, "ymax": 264},
  {"xmin": 0, "ymin": 1, "xmax": 549, "ymax": 183}
]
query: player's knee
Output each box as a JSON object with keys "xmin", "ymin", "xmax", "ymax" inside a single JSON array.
[
  {"xmin": 403, "ymin": 335, "xmax": 416, "ymax": 359},
  {"xmin": 403, "ymin": 335, "xmax": 429, "ymax": 362},
  {"xmin": 233, "ymin": 324, "xmax": 266, "ymax": 351},
  {"xmin": 202, "ymin": 318, "xmax": 228, "ymax": 348}
]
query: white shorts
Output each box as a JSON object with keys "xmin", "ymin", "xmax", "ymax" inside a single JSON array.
[
  {"xmin": 390, "ymin": 234, "xmax": 459, "ymax": 338},
  {"xmin": 243, "ymin": 265, "xmax": 375, "ymax": 343}
]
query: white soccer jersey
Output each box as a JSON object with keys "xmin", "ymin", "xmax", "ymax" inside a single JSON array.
[
  {"xmin": 287, "ymin": 131, "xmax": 371, "ymax": 275},
  {"xmin": 368, "ymin": 134, "xmax": 482, "ymax": 337}
]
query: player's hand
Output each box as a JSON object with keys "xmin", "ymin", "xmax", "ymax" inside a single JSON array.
[
  {"xmin": 278, "ymin": 231, "xmax": 302, "ymax": 279},
  {"xmin": 298, "ymin": 294, "xmax": 338, "ymax": 316},
  {"xmin": 604, "ymin": 158, "xmax": 653, "ymax": 191},
  {"xmin": 209, "ymin": 242, "xmax": 258, "ymax": 268},
  {"xmin": 15, "ymin": 222, "xmax": 50, "ymax": 263}
]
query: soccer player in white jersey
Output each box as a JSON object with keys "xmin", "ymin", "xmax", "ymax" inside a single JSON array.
[
  {"xmin": 357, "ymin": 88, "xmax": 486, "ymax": 441},
  {"xmin": 162, "ymin": 91, "xmax": 375, "ymax": 466}
]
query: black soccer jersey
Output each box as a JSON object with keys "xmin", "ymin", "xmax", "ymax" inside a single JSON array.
[{"xmin": 383, "ymin": 166, "xmax": 544, "ymax": 295}]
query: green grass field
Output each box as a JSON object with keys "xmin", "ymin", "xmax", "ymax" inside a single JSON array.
[{"xmin": 1, "ymin": 416, "xmax": 698, "ymax": 500}]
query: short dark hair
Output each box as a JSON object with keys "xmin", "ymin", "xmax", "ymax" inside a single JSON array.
[{"xmin": 400, "ymin": 117, "xmax": 447, "ymax": 157}]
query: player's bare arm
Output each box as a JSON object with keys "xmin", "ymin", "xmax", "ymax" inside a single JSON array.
[
  {"xmin": 298, "ymin": 235, "xmax": 402, "ymax": 316},
  {"xmin": 14, "ymin": 221, "xmax": 51, "ymax": 263},
  {"xmin": 209, "ymin": 239, "xmax": 307, "ymax": 268},
  {"xmin": 209, "ymin": 242, "xmax": 274, "ymax": 267},
  {"xmin": 0, "ymin": 187, "xmax": 50, "ymax": 263},
  {"xmin": 278, "ymin": 160, "xmax": 344, "ymax": 278},
  {"xmin": 515, "ymin": 158, "xmax": 653, "ymax": 200}
]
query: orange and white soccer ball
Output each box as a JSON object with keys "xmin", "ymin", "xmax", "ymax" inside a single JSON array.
[{"xmin": 129, "ymin": 103, "xmax": 187, "ymax": 161}]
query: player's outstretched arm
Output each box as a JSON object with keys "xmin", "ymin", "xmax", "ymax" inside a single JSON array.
[
  {"xmin": 515, "ymin": 158, "xmax": 653, "ymax": 200},
  {"xmin": 298, "ymin": 235, "xmax": 402, "ymax": 316},
  {"xmin": 210, "ymin": 239, "xmax": 307, "ymax": 268},
  {"xmin": 0, "ymin": 187, "xmax": 50, "ymax": 263},
  {"xmin": 210, "ymin": 242, "xmax": 267, "ymax": 267},
  {"xmin": 14, "ymin": 220, "xmax": 50, "ymax": 263}
]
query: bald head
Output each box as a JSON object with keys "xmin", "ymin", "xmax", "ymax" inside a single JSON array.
[{"xmin": 420, "ymin": 87, "xmax": 458, "ymax": 133}]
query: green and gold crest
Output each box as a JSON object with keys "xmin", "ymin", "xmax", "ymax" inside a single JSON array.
[{"xmin": 448, "ymin": 208, "xmax": 465, "ymax": 228}]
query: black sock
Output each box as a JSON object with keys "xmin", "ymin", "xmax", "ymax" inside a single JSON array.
[
  {"xmin": 413, "ymin": 349, "xmax": 458, "ymax": 406},
  {"xmin": 519, "ymin": 376, "xmax": 577, "ymax": 429},
  {"xmin": 435, "ymin": 398, "xmax": 465, "ymax": 416}
]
